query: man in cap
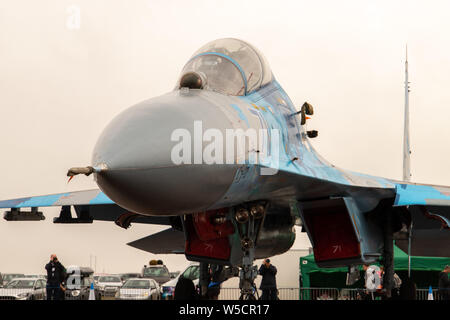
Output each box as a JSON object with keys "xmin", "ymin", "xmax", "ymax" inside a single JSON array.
[
  {"xmin": 45, "ymin": 254, "xmax": 66, "ymax": 300},
  {"xmin": 258, "ymin": 258, "xmax": 278, "ymax": 300}
]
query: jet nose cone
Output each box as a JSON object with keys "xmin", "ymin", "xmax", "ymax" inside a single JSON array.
[{"xmin": 92, "ymin": 90, "xmax": 236, "ymax": 215}]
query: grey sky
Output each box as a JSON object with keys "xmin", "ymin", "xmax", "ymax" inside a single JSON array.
[{"xmin": 1, "ymin": 1, "xmax": 449, "ymax": 279}]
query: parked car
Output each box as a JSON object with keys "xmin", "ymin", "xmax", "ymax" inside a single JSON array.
[
  {"xmin": 0, "ymin": 278, "xmax": 47, "ymax": 300},
  {"xmin": 141, "ymin": 260, "xmax": 172, "ymax": 285},
  {"xmin": 115, "ymin": 278, "xmax": 160, "ymax": 300},
  {"xmin": 1, "ymin": 274, "xmax": 25, "ymax": 287},
  {"xmin": 96, "ymin": 275, "xmax": 123, "ymax": 299},
  {"xmin": 65, "ymin": 267, "xmax": 97, "ymax": 300},
  {"xmin": 93, "ymin": 273, "xmax": 108, "ymax": 285},
  {"xmin": 119, "ymin": 273, "xmax": 141, "ymax": 283},
  {"xmin": 161, "ymin": 262, "xmax": 199, "ymax": 300}
]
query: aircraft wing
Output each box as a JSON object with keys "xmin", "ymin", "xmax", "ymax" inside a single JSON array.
[
  {"xmin": 0, "ymin": 189, "xmax": 114, "ymax": 208},
  {"xmin": 388, "ymin": 183, "xmax": 450, "ymax": 256},
  {"xmin": 0, "ymin": 189, "xmax": 173, "ymax": 227},
  {"xmin": 260, "ymin": 164, "xmax": 450, "ymax": 259},
  {"xmin": 394, "ymin": 183, "xmax": 450, "ymax": 208},
  {"xmin": 392, "ymin": 183, "xmax": 450, "ymax": 227},
  {"xmin": 261, "ymin": 160, "xmax": 450, "ymax": 229}
]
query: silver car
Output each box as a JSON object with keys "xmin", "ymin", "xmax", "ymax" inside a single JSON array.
[
  {"xmin": 116, "ymin": 278, "xmax": 160, "ymax": 300},
  {"xmin": 0, "ymin": 278, "xmax": 47, "ymax": 300},
  {"xmin": 1, "ymin": 273, "xmax": 25, "ymax": 287},
  {"xmin": 96, "ymin": 275, "xmax": 123, "ymax": 299}
]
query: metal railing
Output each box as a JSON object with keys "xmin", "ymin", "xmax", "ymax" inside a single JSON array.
[
  {"xmin": 299, "ymin": 287, "xmax": 340, "ymax": 300},
  {"xmin": 416, "ymin": 288, "xmax": 443, "ymax": 301},
  {"xmin": 1, "ymin": 287, "xmax": 446, "ymax": 300},
  {"xmin": 218, "ymin": 288, "xmax": 299, "ymax": 300}
]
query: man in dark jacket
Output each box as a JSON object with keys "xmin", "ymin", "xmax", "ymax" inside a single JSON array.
[
  {"xmin": 45, "ymin": 254, "xmax": 66, "ymax": 300},
  {"xmin": 259, "ymin": 258, "xmax": 278, "ymax": 300},
  {"xmin": 438, "ymin": 265, "xmax": 450, "ymax": 300},
  {"xmin": 174, "ymin": 277, "xmax": 199, "ymax": 300}
]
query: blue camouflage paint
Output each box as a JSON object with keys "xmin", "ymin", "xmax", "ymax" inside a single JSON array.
[
  {"xmin": 394, "ymin": 184, "xmax": 450, "ymax": 206},
  {"xmin": 238, "ymin": 81, "xmax": 358, "ymax": 186},
  {"xmin": 10, "ymin": 193, "xmax": 68, "ymax": 208},
  {"xmin": 230, "ymin": 104, "xmax": 250, "ymax": 127},
  {"xmin": 215, "ymin": 78, "xmax": 403, "ymax": 196},
  {"xmin": 0, "ymin": 197, "xmax": 33, "ymax": 208},
  {"xmin": 89, "ymin": 191, "xmax": 114, "ymax": 205},
  {"xmin": 0, "ymin": 190, "xmax": 114, "ymax": 209}
]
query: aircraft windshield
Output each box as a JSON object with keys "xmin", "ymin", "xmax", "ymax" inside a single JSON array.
[{"xmin": 178, "ymin": 38, "xmax": 272, "ymax": 96}]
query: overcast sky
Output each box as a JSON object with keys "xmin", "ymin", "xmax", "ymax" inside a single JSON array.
[{"xmin": 1, "ymin": 1, "xmax": 450, "ymax": 279}]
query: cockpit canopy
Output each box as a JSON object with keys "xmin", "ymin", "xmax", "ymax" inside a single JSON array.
[{"xmin": 178, "ymin": 38, "xmax": 272, "ymax": 96}]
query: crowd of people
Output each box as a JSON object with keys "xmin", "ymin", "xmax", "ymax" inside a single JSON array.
[{"xmin": 43, "ymin": 253, "xmax": 449, "ymax": 301}]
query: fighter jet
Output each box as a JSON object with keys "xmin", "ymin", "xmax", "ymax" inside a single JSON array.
[{"xmin": 1, "ymin": 38, "xmax": 449, "ymax": 299}]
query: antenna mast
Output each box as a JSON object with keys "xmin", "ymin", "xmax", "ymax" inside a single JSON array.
[{"xmin": 403, "ymin": 46, "xmax": 411, "ymax": 181}]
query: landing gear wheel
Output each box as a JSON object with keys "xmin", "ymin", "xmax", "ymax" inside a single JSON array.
[
  {"xmin": 239, "ymin": 283, "xmax": 259, "ymax": 300},
  {"xmin": 235, "ymin": 203, "xmax": 266, "ymax": 301}
]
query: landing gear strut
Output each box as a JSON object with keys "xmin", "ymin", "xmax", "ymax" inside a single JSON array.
[
  {"xmin": 239, "ymin": 249, "xmax": 259, "ymax": 300},
  {"xmin": 235, "ymin": 203, "xmax": 266, "ymax": 300}
]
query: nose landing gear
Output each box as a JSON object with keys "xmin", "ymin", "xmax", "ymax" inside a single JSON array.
[
  {"xmin": 234, "ymin": 203, "xmax": 266, "ymax": 300},
  {"xmin": 239, "ymin": 251, "xmax": 259, "ymax": 300},
  {"xmin": 183, "ymin": 202, "xmax": 268, "ymax": 300}
]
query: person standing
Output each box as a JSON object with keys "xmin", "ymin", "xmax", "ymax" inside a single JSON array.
[
  {"xmin": 362, "ymin": 264, "xmax": 381, "ymax": 300},
  {"xmin": 174, "ymin": 276, "xmax": 199, "ymax": 300},
  {"xmin": 438, "ymin": 265, "xmax": 450, "ymax": 301},
  {"xmin": 259, "ymin": 258, "xmax": 278, "ymax": 300},
  {"xmin": 45, "ymin": 254, "xmax": 66, "ymax": 300}
]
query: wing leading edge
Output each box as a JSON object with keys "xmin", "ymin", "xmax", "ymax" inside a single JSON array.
[
  {"xmin": 0, "ymin": 189, "xmax": 114, "ymax": 209},
  {"xmin": 0, "ymin": 189, "xmax": 174, "ymax": 227}
]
